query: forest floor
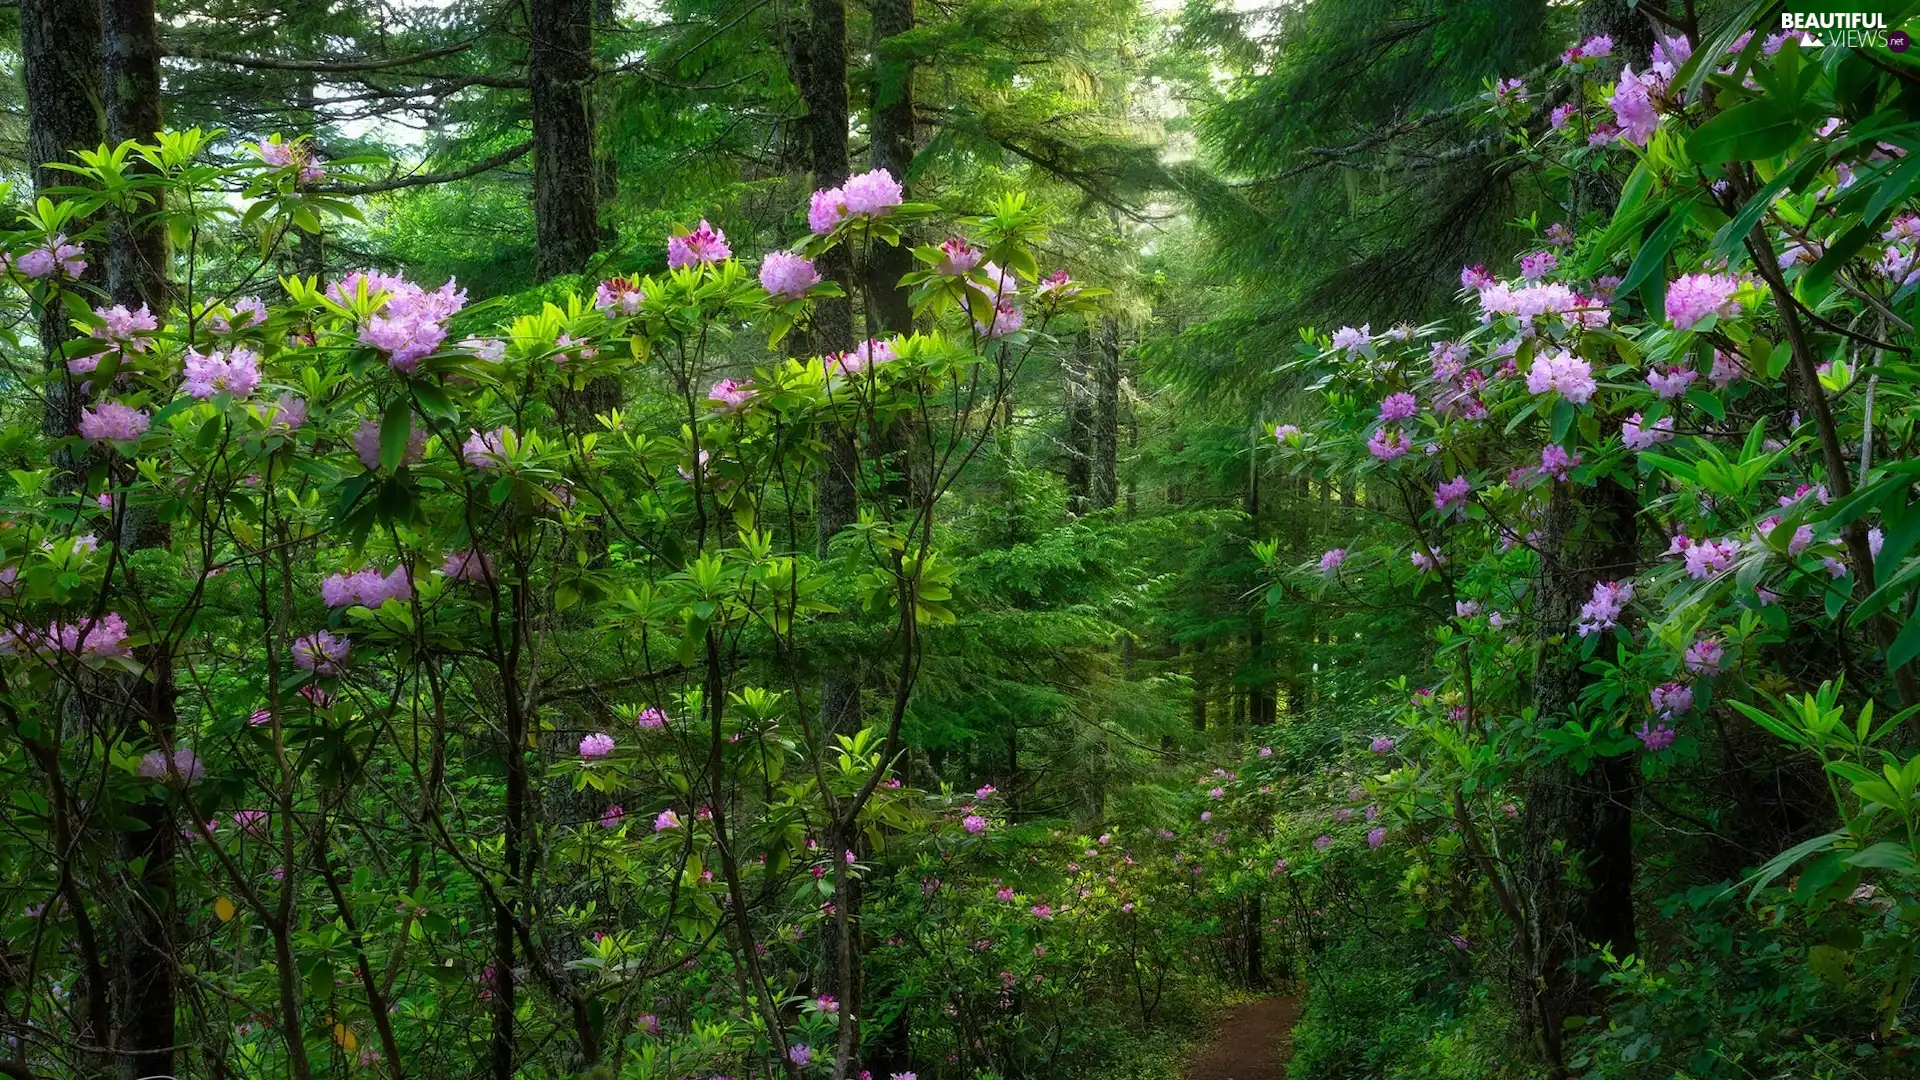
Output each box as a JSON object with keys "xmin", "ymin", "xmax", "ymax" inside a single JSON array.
[{"xmin": 1182, "ymin": 994, "xmax": 1300, "ymax": 1080}]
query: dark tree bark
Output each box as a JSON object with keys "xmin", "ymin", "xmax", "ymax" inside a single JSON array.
[
  {"xmin": 529, "ymin": 0, "xmax": 600, "ymax": 279},
  {"xmin": 1064, "ymin": 330, "xmax": 1095, "ymax": 514},
  {"xmin": 1518, "ymin": 475, "xmax": 1639, "ymax": 1073},
  {"xmin": 100, "ymin": 5, "xmax": 179, "ymax": 1073},
  {"xmin": 1092, "ymin": 317, "xmax": 1120, "ymax": 510},
  {"xmin": 864, "ymin": 0, "xmax": 914, "ymax": 332},
  {"xmin": 21, "ymin": 0, "xmax": 104, "ymax": 472},
  {"xmin": 101, "ymin": 0, "xmax": 167, "ymax": 307}
]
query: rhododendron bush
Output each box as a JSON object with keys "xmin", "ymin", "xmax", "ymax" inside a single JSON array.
[
  {"xmin": 0, "ymin": 133, "xmax": 1170, "ymax": 1079},
  {"xmin": 1248, "ymin": 21, "xmax": 1920, "ymax": 1077}
]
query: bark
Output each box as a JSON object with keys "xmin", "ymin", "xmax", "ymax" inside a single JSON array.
[
  {"xmin": 864, "ymin": 0, "xmax": 914, "ymax": 332},
  {"xmin": 101, "ymin": 0, "xmax": 167, "ymax": 308},
  {"xmin": 1092, "ymin": 318, "xmax": 1120, "ymax": 510},
  {"xmin": 1064, "ymin": 330, "xmax": 1095, "ymax": 514},
  {"xmin": 21, "ymin": 0, "xmax": 103, "ymax": 483},
  {"xmin": 529, "ymin": 0, "xmax": 600, "ymax": 279},
  {"xmin": 1519, "ymin": 475, "xmax": 1639, "ymax": 1073}
]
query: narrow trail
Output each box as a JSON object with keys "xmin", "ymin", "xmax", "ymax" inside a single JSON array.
[{"xmin": 1183, "ymin": 995, "xmax": 1300, "ymax": 1080}]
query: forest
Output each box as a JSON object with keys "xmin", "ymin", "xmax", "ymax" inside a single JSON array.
[{"xmin": 0, "ymin": 0, "xmax": 1918, "ymax": 1077}]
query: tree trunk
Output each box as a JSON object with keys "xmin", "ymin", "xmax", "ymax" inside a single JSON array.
[
  {"xmin": 21, "ymin": 0, "xmax": 103, "ymax": 479},
  {"xmin": 1064, "ymin": 330, "xmax": 1094, "ymax": 514},
  {"xmin": 1519, "ymin": 475, "xmax": 1639, "ymax": 1072},
  {"xmin": 864, "ymin": 0, "xmax": 914, "ymax": 332},
  {"xmin": 101, "ymin": 0, "xmax": 166, "ymax": 308},
  {"xmin": 529, "ymin": 0, "xmax": 600, "ymax": 279},
  {"xmin": 1092, "ymin": 317, "xmax": 1120, "ymax": 510}
]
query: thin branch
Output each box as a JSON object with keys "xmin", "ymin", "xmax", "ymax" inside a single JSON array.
[
  {"xmin": 315, "ymin": 140, "xmax": 533, "ymax": 195},
  {"xmin": 163, "ymin": 40, "xmax": 476, "ymax": 73}
]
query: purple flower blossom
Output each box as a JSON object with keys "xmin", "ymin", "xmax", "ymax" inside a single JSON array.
[
  {"xmin": 936, "ymin": 237, "xmax": 982, "ymax": 274},
  {"xmin": 1550, "ymin": 103, "xmax": 1576, "ymax": 130},
  {"xmin": 580, "ymin": 732, "xmax": 615, "ymax": 759},
  {"xmin": 291, "ymin": 631, "xmax": 349, "ymax": 676},
  {"xmin": 1319, "ymin": 548, "xmax": 1347, "ymax": 574},
  {"xmin": 1313, "ymin": 834, "xmax": 1333, "ymax": 851},
  {"xmin": 442, "ymin": 549, "xmax": 495, "ymax": 584},
  {"xmin": 1460, "ymin": 265, "xmax": 1494, "ymax": 291},
  {"xmin": 1330, "ymin": 325, "xmax": 1370, "ymax": 354},
  {"xmin": 138, "ymin": 748, "xmax": 205, "ymax": 784},
  {"xmin": 1367, "ymin": 827, "xmax": 1386, "ymax": 849},
  {"xmin": 708, "ymin": 379, "xmax": 753, "ymax": 411},
  {"xmin": 1538, "ymin": 444, "xmax": 1581, "ymax": 481},
  {"xmin": 962, "ymin": 814, "xmax": 987, "ymax": 835},
  {"xmin": 654, "ymin": 809, "xmax": 682, "ymax": 831},
  {"xmin": 809, "ymin": 188, "xmax": 847, "ymax": 234},
  {"xmin": 78, "ymin": 402, "xmax": 150, "ymax": 443},
  {"xmin": 1519, "ymin": 250, "xmax": 1557, "ymax": 280},
  {"xmin": 182, "ymin": 348, "xmax": 263, "ymax": 400},
  {"xmin": 92, "ymin": 303, "xmax": 159, "ymax": 350},
  {"xmin": 1635, "ymin": 721, "xmax": 1677, "ymax": 752},
  {"xmin": 841, "ymin": 168, "xmax": 904, "ymax": 215},
  {"xmin": 600, "ymin": 806, "xmax": 624, "ymax": 828},
  {"xmin": 1684, "ymin": 539, "xmax": 1740, "ymax": 580},
  {"xmin": 975, "ymin": 302, "xmax": 1024, "ymax": 340},
  {"xmin": 1576, "ymin": 580, "xmax": 1634, "ymax": 636},
  {"xmin": 1621, "ymin": 413, "xmax": 1674, "ymax": 451},
  {"xmin": 353, "ymin": 276, "xmax": 467, "ymax": 373},
  {"xmin": 1368, "ymin": 428, "xmax": 1412, "ymax": 461},
  {"xmin": 1684, "ymin": 638, "xmax": 1725, "ymax": 675},
  {"xmin": 1370, "ymin": 735, "xmax": 1396, "ymax": 754},
  {"xmin": 1611, "ymin": 66, "xmax": 1659, "ymax": 145},
  {"xmin": 321, "ymin": 566, "xmax": 412, "ymax": 609},
  {"xmin": 354, "ymin": 418, "xmax": 424, "ymax": 471},
  {"xmin": 667, "ymin": 221, "xmax": 731, "ymax": 269},
  {"xmin": 1646, "ymin": 364, "xmax": 1697, "ymax": 399},
  {"xmin": 1666, "ymin": 273, "xmax": 1742, "ymax": 331},
  {"xmin": 1433, "ymin": 475, "xmax": 1471, "ymax": 513},
  {"xmin": 462, "ymin": 427, "xmax": 515, "ymax": 470},
  {"xmin": 1651, "ymin": 681, "xmax": 1693, "ymax": 718},
  {"xmin": 759, "ymin": 251, "xmax": 821, "ymax": 299},
  {"xmin": 1378, "ymin": 392, "xmax": 1419, "ymax": 422},
  {"xmin": 594, "ymin": 277, "xmax": 645, "ymax": 315},
  {"xmin": 1525, "ymin": 350, "xmax": 1596, "ymax": 404},
  {"xmin": 256, "ymin": 395, "xmax": 308, "ymax": 432}
]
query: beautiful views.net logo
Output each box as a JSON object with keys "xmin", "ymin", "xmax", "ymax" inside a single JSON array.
[{"xmin": 1780, "ymin": 11, "xmax": 1893, "ymax": 49}]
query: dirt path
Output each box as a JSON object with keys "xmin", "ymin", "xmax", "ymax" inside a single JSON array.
[{"xmin": 1182, "ymin": 995, "xmax": 1301, "ymax": 1080}]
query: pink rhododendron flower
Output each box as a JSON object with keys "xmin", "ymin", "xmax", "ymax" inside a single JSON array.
[
  {"xmin": 809, "ymin": 188, "xmax": 847, "ymax": 234},
  {"xmin": 637, "ymin": 707, "xmax": 666, "ymax": 729},
  {"xmin": 975, "ymin": 302, "xmax": 1024, "ymax": 340},
  {"xmin": 600, "ymin": 806, "xmax": 624, "ymax": 828},
  {"xmin": 79, "ymin": 402, "xmax": 151, "ymax": 442},
  {"xmin": 758, "ymin": 251, "xmax": 821, "ymax": 299},
  {"xmin": 1574, "ymin": 576, "xmax": 1635, "ymax": 634},
  {"xmin": 1274, "ymin": 423, "xmax": 1301, "ymax": 445},
  {"xmin": 1433, "ymin": 475, "xmax": 1471, "ymax": 512},
  {"xmin": 182, "ymin": 347, "xmax": 262, "ymax": 400},
  {"xmin": 707, "ymin": 379, "xmax": 753, "ymax": 411},
  {"xmin": 1378, "ymin": 392, "xmax": 1418, "ymax": 422},
  {"xmin": 291, "ymin": 631, "xmax": 349, "ymax": 676},
  {"xmin": 667, "ymin": 220, "xmax": 730, "ymax": 269},
  {"xmin": 1368, "ymin": 428, "xmax": 1412, "ymax": 461},
  {"xmin": 256, "ymin": 394, "xmax": 308, "ymax": 432},
  {"xmin": 463, "ymin": 427, "xmax": 515, "ymax": 469},
  {"xmin": 442, "ymin": 549, "xmax": 495, "ymax": 584},
  {"xmin": 1538, "ymin": 444, "xmax": 1581, "ymax": 481},
  {"xmin": 1460, "ymin": 265, "xmax": 1494, "ymax": 290},
  {"xmin": 1611, "ymin": 66, "xmax": 1659, "ymax": 145},
  {"xmin": 321, "ymin": 566, "xmax": 412, "ymax": 608},
  {"xmin": 353, "ymin": 276, "xmax": 467, "ymax": 373},
  {"xmin": 1684, "ymin": 539, "xmax": 1740, "ymax": 579},
  {"xmin": 962, "ymin": 814, "xmax": 987, "ymax": 834},
  {"xmin": 1635, "ymin": 721, "xmax": 1676, "ymax": 751},
  {"xmin": 1525, "ymin": 350, "xmax": 1596, "ymax": 404},
  {"xmin": 1370, "ymin": 735, "xmax": 1395, "ymax": 754},
  {"xmin": 1620, "ymin": 413, "xmax": 1674, "ymax": 451},
  {"xmin": 654, "ymin": 809, "xmax": 682, "ymax": 831},
  {"xmin": 1319, "ymin": 549, "xmax": 1346, "ymax": 574},
  {"xmin": 593, "ymin": 276, "xmax": 645, "ymax": 315},
  {"xmin": 92, "ymin": 303, "xmax": 159, "ymax": 350},
  {"xmin": 1330, "ymin": 325, "xmax": 1370, "ymax": 354},
  {"xmin": 936, "ymin": 237, "xmax": 982, "ymax": 274},
  {"xmin": 138, "ymin": 748, "xmax": 204, "ymax": 783},
  {"xmin": 1646, "ymin": 364, "xmax": 1697, "ymax": 399},
  {"xmin": 841, "ymin": 168, "xmax": 904, "ymax": 215},
  {"xmin": 1410, "ymin": 550, "xmax": 1443, "ymax": 572},
  {"xmin": 1519, "ymin": 250, "xmax": 1556, "ymax": 280},
  {"xmin": 1550, "ymin": 103, "xmax": 1576, "ymax": 130},
  {"xmin": 579, "ymin": 732, "xmax": 615, "ymax": 759},
  {"xmin": 1367, "ymin": 827, "xmax": 1386, "ymax": 849},
  {"xmin": 232, "ymin": 810, "xmax": 268, "ymax": 837},
  {"xmin": 1666, "ymin": 273, "xmax": 1742, "ymax": 330},
  {"xmin": 1650, "ymin": 682, "xmax": 1694, "ymax": 718},
  {"xmin": 1684, "ymin": 638, "xmax": 1725, "ymax": 675},
  {"xmin": 354, "ymin": 418, "xmax": 424, "ymax": 470}
]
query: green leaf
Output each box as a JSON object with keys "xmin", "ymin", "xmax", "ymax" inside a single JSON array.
[
  {"xmin": 1619, "ymin": 204, "xmax": 1693, "ymax": 299},
  {"xmin": 1684, "ymin": 389, "xmax": 1725, "ymax": 421},
  {"xmin": 1688, "ymin": 99, "xmax": 1802, "ymax": 166},
  {"xmin": 378, "ymin": 398, "xmax": 412, "ymax": 472}
]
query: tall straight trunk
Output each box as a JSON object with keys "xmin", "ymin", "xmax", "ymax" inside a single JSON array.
[
  {"xmin": 1519, "ymin": 475, "xmax": 1639, "ymax": 1072},
  {"xmin": 1092, "ymin": 317, "xmax": 1120, "ymax": 510},
  {"xmin": 1245, "ymin": 430, "xmax": 1276, "ymax": 726},
  {"xmin": 1064, "ymin": 330, "xmax": 1094, "ymax": 514},
  {"xmin": 20, "ymin": 0, "xmax": 107, "ymax": 1063},
  {"xmin": 102, "ymin": 0, "xmax": 166, "ymax": 307},
  {"xmin": 21, "ymin": 0, "xmax": 103, "ymax": 477},
  {"xmin": 864, "ymin": 0, "xmax": 914, "ymax": 331},
  {"xmin": 529, "ymin": 0, "xmax": 600, "ymax": 279},
  {"xmin": 101, "ymin": 5, "xmax": 178, "ymax": 1072}
]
